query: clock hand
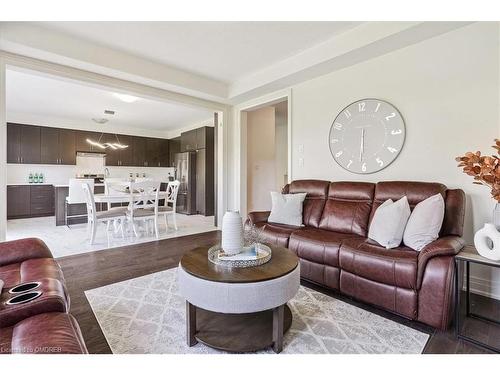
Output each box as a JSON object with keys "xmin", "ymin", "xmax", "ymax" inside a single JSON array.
[{"xmin": 359, "ymin": 128, "xmax": 365, "ymax": 162}]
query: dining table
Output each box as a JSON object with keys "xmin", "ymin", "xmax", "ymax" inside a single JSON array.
[{"xmin": 93, "ymin": 191, "xmax": 169, "ymax": 204}]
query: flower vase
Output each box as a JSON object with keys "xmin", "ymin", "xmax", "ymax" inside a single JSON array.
[
  {"xmin": 494, "ymin": 203, "xmax": 500, "ymax": 230},
  {"xmin": 221, "ymin": 211, "xmax": 244, "ymax": 255}
]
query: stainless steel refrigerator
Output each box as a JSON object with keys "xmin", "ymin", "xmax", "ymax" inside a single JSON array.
[{"xmin": 175, "ymin": 152, "xmax": 197, "ymax": 215}]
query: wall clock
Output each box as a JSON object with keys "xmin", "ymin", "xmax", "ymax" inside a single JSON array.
[{"xmin": 329, "ymin": 99, "xmax": 405, "ymax": 174}]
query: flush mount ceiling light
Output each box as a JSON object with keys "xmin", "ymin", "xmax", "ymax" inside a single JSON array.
[
  {"xmin": 113, "ymin": 93, "xmax": 139, "ymax": 103},
  {"xmin": 92, "ymin": 118, "xmax": 109, "ymax": 124}
]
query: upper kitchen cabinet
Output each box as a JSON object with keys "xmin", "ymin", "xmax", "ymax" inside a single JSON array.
[
  {"xmin": 105, "ymin": 134, "xmax": 134, "ymax": 166},
  {"xmin": 40, "ymin": 127, "xmax": 76, "ymax": 165},
  {"xmin": 180, "ymin": 129, "xmax": 197, "ymax": 152},
  {"xmin": 146, "ymin": 137, "xmax": 170, "ymax": 167},
  {"xmin": 180, "ymin": 126, "xmax": 213, "ymax": 152},
  {"xmin": 169, "ymin": 137, "xmax": 180, "ymax": 167},
  {"xmin": 76, "ymin": 130, "xmax": 104, "ymax": 153},
  {"xmin": 7, "ymin": 123, "xmax": 41, "ymax": 164},
  {"xmin": 133, "ymin": 136, "xmax": 147, "ymax": 167}
]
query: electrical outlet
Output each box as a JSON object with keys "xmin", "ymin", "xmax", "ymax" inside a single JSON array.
[
  {"xmin": 298, "ymin": 144, "xmax": 304, "ymax": 154},
  {"xmin": 298, "ymin": 158, "xmax": 304, "ymax": 167}
]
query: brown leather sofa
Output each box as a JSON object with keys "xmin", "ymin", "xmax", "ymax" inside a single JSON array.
[
  {"xmin": 246, "ymin": 180, "xmax": 466, "ymax": 330},
  {"xmin": 0, "ymin": 238, "xmax": 88, "ymax": 354}
]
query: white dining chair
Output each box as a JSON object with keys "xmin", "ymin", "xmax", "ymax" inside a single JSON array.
[
  {"xmin": 66, "ymin": 178, "xmax": 94, "ymax": 227},
  {"xmin": 82, "ymin": 183, "xmax": 127, "ymax": 245},
  {"xmin": 103, "ymin": 178, "xmax": 129, "ymax": 211},
  {"xmin": 158, "ymin": 180, "xmax": 180, "ymax": 231},
  {"xmin": 126, "ymin": 180, "xmax": 161, "ymax": 239}
]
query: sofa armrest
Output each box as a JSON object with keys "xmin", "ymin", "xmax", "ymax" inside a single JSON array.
[
  {"xmin": 417, "ymin": 236, "xmax": 465, "ymax": 288},
  {"xmin": 0, "ymin": 238, "xmax": 53, "ymax": 267},
  {"xmin": 247, "ymin": 211, "xmax": 271, "ymax": 225}
]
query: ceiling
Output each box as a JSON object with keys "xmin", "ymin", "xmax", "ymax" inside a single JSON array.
[
  {"xmin": 0, "ymin": 22, "xmax": 472, "ymax": 103},
  {"xmin": 37, "ymin": 22, "xmax": 360, "ymax": 83},
  {"xmin": 6, "ymin": 69, "xmax": 214, "ymax": 131}
]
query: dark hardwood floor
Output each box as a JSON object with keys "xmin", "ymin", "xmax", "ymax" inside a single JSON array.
[{"xmin": 57, "ymin": 231, "xmax": 499, "ymax": 354}]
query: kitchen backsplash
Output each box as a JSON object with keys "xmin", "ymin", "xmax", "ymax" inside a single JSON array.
[{"xmin": 7, "ymin": 164, "xmax": 176, "ymax": 185}]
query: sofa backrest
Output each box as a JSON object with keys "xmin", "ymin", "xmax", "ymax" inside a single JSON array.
[
  {"xmin": 283, "ymin": 180, "xmax": 465, "ymax": 238},
  {"xmin": 282, "ymin": 180, "xmax": 330, "ymax": 227},
  {"xmin": 319, "ymin": 182, "xmax": 375, "ymax": 236}
]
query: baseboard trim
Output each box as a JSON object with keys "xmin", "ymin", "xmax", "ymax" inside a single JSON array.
[{"xmin": 464, "ymin": 274, "xmax": 500, "ymax": 300}]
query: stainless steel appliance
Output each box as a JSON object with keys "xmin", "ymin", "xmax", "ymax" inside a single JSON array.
[{"xmin": 175, "ymin": 152, "xmax": 197, "ymax": 215}]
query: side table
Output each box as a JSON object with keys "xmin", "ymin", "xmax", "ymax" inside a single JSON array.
[{"xmin": 455, "ymin": 245, "xmax": 500, "ymax": 353}]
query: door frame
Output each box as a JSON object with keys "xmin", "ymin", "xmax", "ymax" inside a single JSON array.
[
  {"xmin": 233, "ymin": 88, "xmax": 292, "ymax": 218},
  {"xmin": 0, "ymin": 51, "xmax": 229, "ymax": 240}
]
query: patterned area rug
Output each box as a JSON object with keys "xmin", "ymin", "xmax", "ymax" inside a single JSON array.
[{"xmin": 85, "ymin": 268, "xmax": 429, "ymax": 354}]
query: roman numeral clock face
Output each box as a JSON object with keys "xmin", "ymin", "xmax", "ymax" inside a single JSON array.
[{"xmin": 329, "ymin": 99, "xmax": 405, "ymax": 174}]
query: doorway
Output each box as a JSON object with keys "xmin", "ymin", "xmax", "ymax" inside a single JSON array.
[{"xmin": 244, "ymin": 99, "xmax": 288, "ymax": 214}]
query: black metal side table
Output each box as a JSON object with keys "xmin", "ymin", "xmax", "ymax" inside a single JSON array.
[{"xmin": 455, "ymin": 245, "xmax": 500, "ymax": 353}]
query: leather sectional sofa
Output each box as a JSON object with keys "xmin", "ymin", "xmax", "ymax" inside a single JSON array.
[
  {"xmin": 0, "ymin": 238, "xmax": 87, "ymax": 354},
  {"xmin": 246, "ymin": 180, "xmax": 466, "ymax": 330}
]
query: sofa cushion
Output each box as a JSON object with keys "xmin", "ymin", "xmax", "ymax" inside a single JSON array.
[
  {"xmin": 268, "ymin": 192, "xmax": 307, "ymax": 226},
  {"xmin": 0, "ymin": 258, "xmax": 64, "ymax": 288},
  {"xmin": 370, "ymin": 181, "xmax": 446, "ymax": 225},
  {"xmin": 319, "ymin": 182, "xmax": 375, "ymax": 236},
  {"xmin": 285, "ymin": 180, "xmax": 330, "ymax": 228},
  {"xmin": 289, "ymin": 227, "xmax": 364, "ymax": 267},
  {"xmin": 0, "ymin": 313, "xmax": 88, "ymax": 354},
  {"xmin": 339, "ymin": 238, "xmax": 418, "ymax": 289},
  {"xmin": 260, "ymin": 223, "xmax": 300, "ymax": 248}
]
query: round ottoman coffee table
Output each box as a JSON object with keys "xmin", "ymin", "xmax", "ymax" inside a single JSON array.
[{"xmin": 178, "ymin": 245, "xmax": 300, "ymax": 353}]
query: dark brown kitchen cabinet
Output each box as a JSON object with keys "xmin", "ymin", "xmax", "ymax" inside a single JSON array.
[
  {"xmin": 196, "ymin": 127, "xmax": 207, "ymax": 149},
  {"xmin": 195, "ymin": 127, "xmax": 215, "ymax": 216},
  {"xmin": 7, "ymin": 185, "xmax": 31, "ymax": 218},
  {"xmin": 159, "ymin": 139, "xmax": 170, "ymax": 167},
  {"xmin": 59, "ymin": 129, "xmax": 76, "ymax": 164},
  {"xmin": 7, "ymin": 123, "xmax": 41, "ymax": 164},
  {"xmin": 105, "ymin": 134, "xmax": 134, "ymax": 166},
  {"xmin": 40, "ymin": 127, "xmax": 76, "ymax": 165},
  {"xmin": 7, "ymin": 184, "xmax": 54, "ymax": 219},
  {"xmin": 75, "ymin": 130, "xmax": 105, "ymax": 153},
  {"xmin": 145, "ymin": 137, "xmax": 170, "ymax": 167},
  {"xmin": 40, "ymin": 127, "xmax": 60, "ymax": 164},
  {"xmin": 180, "ymin": 129, "xmax": 197, "ymax": 152},
  {"xmin": 169, "ymin": 137, "xmax": 180, "ymax": 167},
  {"xmin": 133, "ymin": 137, "xmax": 147, "ymax": 167}
]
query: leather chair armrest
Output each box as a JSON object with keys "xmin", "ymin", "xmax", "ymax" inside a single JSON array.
[
  {"xmin": 247, "ymin": 211, "xmax": 271, "ymax": 225},
  {"xmin": 0, "ymin": 238, "xmax": 53, "ymax": 267},
  {"xmin": 417, "ymin": 236, "xmax": 465, "ymax": 288}
]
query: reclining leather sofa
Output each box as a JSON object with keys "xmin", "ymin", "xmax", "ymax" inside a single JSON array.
[
  {"xmin": 246, "ymin": 180, "xmax": 466, "ymax": 330},
  {"xmin": 0, "ymin": 238, "xmax": 87, "ymax": 354}
]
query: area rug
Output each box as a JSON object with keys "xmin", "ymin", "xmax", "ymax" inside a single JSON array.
[{"xmin": 85, "ymin": 268, "xmax": 429, "ymax": 354}]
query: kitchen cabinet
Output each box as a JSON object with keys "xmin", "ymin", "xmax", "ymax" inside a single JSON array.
[
  {"xmin": 105, "ymin": 134, "xmax": 134, "ymax": 167},
  {"xmin": 7, "ymin": 123, "xmax": 41, "ymax": 164},
  {"xmin": 40, "ymin": 127, "xmax": 76, "ymax": 165},
  {"xmin": 133, "ymin": 137, "xmax": 147, "ymax": 167},
  {"xmin": 7, "ymin": 184, "xmax": 54, "ymax": 219},
  {"xmin": 76, "ymin": 131, "xmax": 106, "ymax": 153},
  {"xmin": 146, "ymin": 138, "xmax": 170, "ymax": 167},
  {"xmin": 169, "ymin": 137, "xmax": 180, "ymax": 167},
  {"xmin": 7, "ymin": 185, "xmax": 31, "ymax": 218},
  {"xmin": 195, "ymin": 127, "xmax": 215, "ymax": 216},
  {"xmin": 180, "ymin": 129, "xmax": 197, "ymax": 152}
]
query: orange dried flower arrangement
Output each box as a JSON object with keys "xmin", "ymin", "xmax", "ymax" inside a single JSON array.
[{"xmin": 456, "ymin": 139, "xmax": 500, "ymax": 202}]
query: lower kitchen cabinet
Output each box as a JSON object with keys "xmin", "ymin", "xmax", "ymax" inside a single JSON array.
[{"xmin": 7, "ymin": 185, "xmax": 55, "ymax": 219}]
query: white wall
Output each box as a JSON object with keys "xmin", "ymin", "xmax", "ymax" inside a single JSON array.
[
  {"xmin": 289, "ymin": 22, "xmax": 500, "ymax": 298},
  {"xmin": 229, "ymin": 22, "xmax": 500, "ymax": 299},
  {"xmin": 246, "ymin": 106, "xmax": 276, "ymax": 211}
]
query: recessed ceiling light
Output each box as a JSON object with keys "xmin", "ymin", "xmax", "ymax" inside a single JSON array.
[{"xmin": 113, "ymin": 93, "xmax": 139, "ymax": 103}]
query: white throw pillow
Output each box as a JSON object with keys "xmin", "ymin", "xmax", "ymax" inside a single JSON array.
[
  {"xmin": 403, "ymin": 193, "xmax": 445, "ymax": 251},
  {"xmin": 0, "ymin": 279, "xmax": 4, "ymax": 292},
  {"xmin": 268, "ymin": 192, "xmax": 307, "ymax": 227},
  {"xmin": 368, "ymin": 197, "xmax": 411, "ymax": 249}
]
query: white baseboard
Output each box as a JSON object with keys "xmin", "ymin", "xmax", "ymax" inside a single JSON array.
[{"xmin": 464, "ymin": 274, "xmax": 500, "ymax": 300}]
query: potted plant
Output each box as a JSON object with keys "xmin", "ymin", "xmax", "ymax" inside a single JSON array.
[{"xmin": 456, "ymin": 139, "xmax": 500, "ymax": 228}]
